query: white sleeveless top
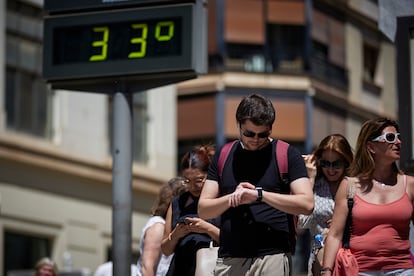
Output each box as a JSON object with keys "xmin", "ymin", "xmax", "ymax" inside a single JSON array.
[{"xmin": 136, "ymin": 216, "xmax": 173, "ymax": 276}]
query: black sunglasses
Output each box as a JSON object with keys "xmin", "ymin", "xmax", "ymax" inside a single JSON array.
[
  {"xmin": 319, "ymin": 160, "xmax": 345, "ymax": 169},
  {"xmin": 242, "ymin": 130, "xmax": 269, "ymax": 139}
]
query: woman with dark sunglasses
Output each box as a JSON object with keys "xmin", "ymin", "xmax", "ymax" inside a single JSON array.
[
  {"xmin": 299, "ymin": 134, "xmax": 353, "ymax": 276},
  {"xmin": 322, "ymin": 118, "xmax": 414, "ymax": 275}
]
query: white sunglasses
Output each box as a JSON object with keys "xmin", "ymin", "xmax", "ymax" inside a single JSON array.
[{"xmin": 371, "ymin": 132, "xmax": 401, "ymax": 143}]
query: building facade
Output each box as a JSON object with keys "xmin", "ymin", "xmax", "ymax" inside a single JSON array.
[
  {"xmin": 0, "ymin": 0, "xmax": 178, "ymax": 274},
  {"xmin": 176, "ymin": 0, "xmax": 398, "ymax": 273},
  {"xmin": 0, "ymin": 0, "xmax": 399, "ymax": 275},
  {"xmin": 178, "ymin": 0, "xmax": 396, "ymax": 153}
]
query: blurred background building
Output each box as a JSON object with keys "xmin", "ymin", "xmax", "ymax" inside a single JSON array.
[{"xmin": 0, "ymin": 0, "xmax": 403, "ymax": 275}]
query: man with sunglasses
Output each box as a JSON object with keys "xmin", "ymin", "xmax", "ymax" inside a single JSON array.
[{"xmin": 199, "ymin": 94, "xmax": 314, "ymax": 276}]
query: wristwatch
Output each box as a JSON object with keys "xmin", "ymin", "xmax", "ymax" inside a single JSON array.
[{"xmin": 256, "ymin": 187, "xmax": 263, "ymax": 202}]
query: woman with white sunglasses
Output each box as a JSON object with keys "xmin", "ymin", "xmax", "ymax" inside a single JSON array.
[{"xmin": 322, "ymin": 118, "xmax": 414, "ymax": 276}]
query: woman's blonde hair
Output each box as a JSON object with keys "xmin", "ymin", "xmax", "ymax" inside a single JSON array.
[
  {"xmin": 35, "ymin": 257, "xmax": 58, "ymax": 276},
  {"xmin": 151, "ymin": 177, "xmax": 187, "ymax": 218}
]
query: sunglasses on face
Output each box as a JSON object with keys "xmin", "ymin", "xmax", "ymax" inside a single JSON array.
[
  {"xmin": 319, "ymin": 160, "xmax": 345, "ymax": 169},
  {"xmin": 241, "ymin": 129, "xmax": 270, "ymax": 139},
  {"xmin": 371, "ymin": 132, "xmax": 401, "ymax": 144}
]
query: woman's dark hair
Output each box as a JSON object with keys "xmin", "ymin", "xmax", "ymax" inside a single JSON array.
[
  {"xmin": 180, "ymin": 144, "xmax": 215, "ymax": 173},
  {"xmin": 236, "ymin": 94, "xmax": 275, "ymax": 127}
]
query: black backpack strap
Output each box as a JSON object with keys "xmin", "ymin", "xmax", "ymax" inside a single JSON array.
[{"xmin": 342, "ymin": 178, "xmax": 355, "ymax": 248}]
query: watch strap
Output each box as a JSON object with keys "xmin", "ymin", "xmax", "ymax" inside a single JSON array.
[{"xmin": 256, "ymin": 187, "xmax": 263, "ymax": 202}]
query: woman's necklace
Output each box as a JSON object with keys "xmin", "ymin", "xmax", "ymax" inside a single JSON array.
[{"xmin": 373, "ymin": 179, "xmax": 386, "ymax": 189}]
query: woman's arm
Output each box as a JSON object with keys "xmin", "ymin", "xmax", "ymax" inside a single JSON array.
[
  {"xmin": 185, "ymin": 217, "xmax": 220, "ymax": 243},
  {"xmin": 406, "ymin": 175, "xmax": 414, "ymax": 224},
  {"xmin": 141, "ymin": 222, "xmax": 164, "ymax": 276},
  {"xmin": 322, "ymin": 178, "xmax": 351, "ymax": 273},
  {"xmin": 160, "ymin": 204, "xmax": 189, "ymax": 256}
]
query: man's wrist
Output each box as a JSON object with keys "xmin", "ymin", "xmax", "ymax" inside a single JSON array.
[
  {"xmin": 321, "ymin": 267, "xmax": 333, "ymax": 274},
  {"xmin": 256, "ymin": 187, "xmax": 263, "ymax": 202}
]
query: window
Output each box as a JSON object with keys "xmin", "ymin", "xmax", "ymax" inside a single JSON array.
[
  {"xmin": 311, "ymin": 40, "xmax": 348, "ymax": 89},
  {"xmin": 225, "ymin": 43, "xmax": 268, "ymax": 72},
  {"xmin": 5, "ymin": 0, "xmax": 53, "ymax": 138},
  {"xmin": 267, "ymin": 24, "xmax": 305, "ymax": 72},
  {"xmin": 4, "ymin": 231, "xmax": 51, "ymax": 275},
  {"xmin": 363, "ymin": 43, "xmax": 379, "ymax": 83}
]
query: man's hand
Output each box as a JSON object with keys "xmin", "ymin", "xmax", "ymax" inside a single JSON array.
[{"xmin": 229, "ymin": 182, "xmax": 257, "ymax": 207}]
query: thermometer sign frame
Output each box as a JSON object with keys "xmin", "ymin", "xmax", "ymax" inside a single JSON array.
[{"xmin": 43, "ymin": 3, "xmax": 206, "ymax": 90}]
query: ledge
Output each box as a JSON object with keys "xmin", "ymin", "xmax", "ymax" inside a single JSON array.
[{"xmin": 0, "ymin": 132, "xmax": 163, "ymax": 195}]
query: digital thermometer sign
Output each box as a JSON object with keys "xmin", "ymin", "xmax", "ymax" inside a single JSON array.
[
  {"xmin": 43, "ymin": 2, "xmax": 207, "ymax": 92},
  {"xmin": 52, "ymin": 18, "xmax": 182, "ymax": 65}
]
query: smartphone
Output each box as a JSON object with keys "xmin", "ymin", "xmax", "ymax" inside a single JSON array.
[{"xmin": 177, "ymin": 218, "xmax": 190, "ymax": 225}]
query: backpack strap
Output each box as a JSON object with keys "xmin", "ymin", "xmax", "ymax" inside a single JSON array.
[
  {"xmin": 276, "ymin": 139, "xmax": 290, "ymax": 189},
  {"xmin": 343, "ymin": 177, "xmax": 355, "ymax": 248},
  {"xmin": 218, "ymin": 140, "xmax": 238, "ymax": 180},
  {"xmin": 275, "ymin": 139, "xmax": 298, "ymax": 255}
]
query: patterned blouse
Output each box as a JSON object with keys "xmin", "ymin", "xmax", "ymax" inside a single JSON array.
[
  {"xmin": 298, "ymin": 176, "xmax": 336, "ymax": 275},
  {"xmin": 299, "ymin": 176, "xmax": 335, "ymax": 251}
]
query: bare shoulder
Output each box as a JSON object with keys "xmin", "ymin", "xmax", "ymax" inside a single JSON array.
[
  {"xmin": 336, "ymin": 178, "xmax": 350, "ymax": 200},
  {"xmin": 405, "ymin": 174, "xmax": 414, "ymax": 183},
  {"xmin": 404, "ymin": 174, "xmax": 414, "ymax": 200}
]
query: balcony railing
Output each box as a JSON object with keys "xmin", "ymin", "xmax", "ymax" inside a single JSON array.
[
  {"xmin": 210, "ymin": 53, "xmax": 349, "ymax": 90},
  {"xmin": 309, "ymin": 56, "xmax": 349, "ymax": 89}
]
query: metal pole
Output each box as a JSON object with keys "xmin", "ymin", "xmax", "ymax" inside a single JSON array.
[
  {"xmin": 112, "ymin": 91, "xmax": 133, "ymax": 276},
  {"xmin": 305, "ymin": 89, "xmax": 314, "ymax": 154}
]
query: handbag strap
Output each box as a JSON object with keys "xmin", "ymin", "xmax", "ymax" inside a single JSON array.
[{"xmin": 342, "ymin": 178, "xmax": 355, "ymax": 248}]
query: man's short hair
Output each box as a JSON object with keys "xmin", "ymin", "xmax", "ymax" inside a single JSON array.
[{"xmin": 236, "ymin": 94, "xmax": 275, "ymax": 127}]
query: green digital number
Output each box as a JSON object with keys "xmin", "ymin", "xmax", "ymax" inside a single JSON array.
[
  {"xmin": 89, "ymin": 27, "xmax": 109, "ymax": 61},
  {"xmin": 155, "ymin": 21, "xmax": 174, "ymax": 41},
  {"xmin": 128, "ymin": 23, "xmax": 148, "ymax": 58}
]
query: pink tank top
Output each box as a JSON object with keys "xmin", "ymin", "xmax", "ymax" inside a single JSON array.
[{"xmin": 350, "ymin": 176, "xmax": 414, "ymax": 271}]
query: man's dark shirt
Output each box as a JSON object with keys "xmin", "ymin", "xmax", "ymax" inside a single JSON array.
[{"xmin": 207, "ymin": 140, "xmax": 307, "ymax": 257}]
